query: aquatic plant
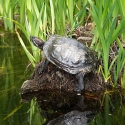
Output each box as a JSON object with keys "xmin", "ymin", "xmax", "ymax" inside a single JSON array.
[{"xmin": 88, "ymin": 0, "xmax": 125, "ymax": 85}]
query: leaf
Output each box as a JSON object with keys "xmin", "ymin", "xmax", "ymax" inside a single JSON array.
[
  {"xmin": 16, "ymin": 31, "xmax": 36, "ymax": 67},
  {"xmin": 3, "ymin": 102, "xmax": 23, "ymax": 120}
]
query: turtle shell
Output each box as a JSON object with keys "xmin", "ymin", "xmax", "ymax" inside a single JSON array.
[{"xmin": 43, "ymin": 35, "xmax": 97, "ymax": 74}]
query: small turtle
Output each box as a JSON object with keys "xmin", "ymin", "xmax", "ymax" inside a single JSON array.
[{"xmin": 30, "ymin": 35, "xmax": 98, "ymax": 92}]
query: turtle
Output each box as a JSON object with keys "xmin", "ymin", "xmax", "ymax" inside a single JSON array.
[{"xmin": 30, "ymin": 35, "xmax": 98, "ymax": 92}]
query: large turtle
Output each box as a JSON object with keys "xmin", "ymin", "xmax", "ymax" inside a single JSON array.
[{"xmin": 30, "ymin": 35, "xmax": 98, "ymax": 92}]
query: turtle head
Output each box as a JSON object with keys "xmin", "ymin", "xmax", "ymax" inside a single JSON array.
[{"xmin": 30, "ymin": 36, "xmax": 44, "ymax": 50}]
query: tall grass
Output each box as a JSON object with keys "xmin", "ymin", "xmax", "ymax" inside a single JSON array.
[
  {"xmin": 88, "ymin": 0, "xmax": 125, "ymax": 84},
  {"xmin": 0, "ymin": 0, "xmax": 16, "ymax": 30},
  {"xmin": 2, "ymin": 0, "xmax": 87, "ymax": 65}
]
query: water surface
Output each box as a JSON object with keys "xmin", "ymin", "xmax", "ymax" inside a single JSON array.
[{"xmin": 0, "ymin": 31, "xmax": 31, "ymax": 125}]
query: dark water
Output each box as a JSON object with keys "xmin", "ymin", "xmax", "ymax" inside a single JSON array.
[
  {"xmin": 0, "ymin": 31, "xmax": 125, "ymax": 125},
  {"xmin": 89, "ymin": 91, "xmax": 125, "ymax": 125},
  {"xmin": 0, "ymin": 31, "xmax": 31, "ymax": 125}
]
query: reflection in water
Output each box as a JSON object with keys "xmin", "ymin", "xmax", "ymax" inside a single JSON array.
[
  {"xmin": 48, "ymin": 110, "xmax": 97, "ymax": 125},
  {"xmin": 89, "ymin": 91, "xmax": 125, "ymax": 125},
  {"xmin": 0, "ymin": 32, "xmax": 31, "ymax": 125}
]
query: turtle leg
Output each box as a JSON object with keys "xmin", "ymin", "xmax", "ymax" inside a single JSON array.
[
  {"xmin": 75, "ymin": 72, "xmax": 84, "ymax": 93},
  {"xmin": 39, "ymin": 59, "xmax": 49, "ymax": 74}
]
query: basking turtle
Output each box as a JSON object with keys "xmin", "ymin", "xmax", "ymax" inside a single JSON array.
[{"xmin": 30, "ymin": 35, "xmax": 98, "ymax": 92}]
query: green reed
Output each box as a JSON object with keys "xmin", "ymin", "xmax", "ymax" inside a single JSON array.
[
  {"xmin": 121, "ymin": 70, "xmax": 125, "ymax": 88},
  {"xmin": 88, "ymin": 0, "xmax": 125, "ymax": 84},
  {"xmin": 4, "ymin": 0, "xmax": 86, "ymax": 66},
  {"xmin": 0, "ymin": 0, "xmax": 18, "ymax": 31},
  {"xmin": 113, "ymin": 45, "xmax": 125, "ymax": 86}
]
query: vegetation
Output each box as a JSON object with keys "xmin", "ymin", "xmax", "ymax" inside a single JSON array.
[
  {"xmin": 1, "ymin": 0, "xmax": 124, "ymax": 87},
  {"xmin": 0, "ymin": 0, "xmax": 125, "ymax": 124},
  {"xmin": 88, "ymin": 0, "xmax": 125, "ymax": 85}
]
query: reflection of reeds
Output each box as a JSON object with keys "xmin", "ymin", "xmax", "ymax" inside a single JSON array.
[
  {"xmin": 30, "ymin": 99, "xmax": 46, "ymax": 125},
  {"xmin": 89, "ymin": 91, "xmax": 125, "ymax": 125},
  {"xmin": 0, "ymin": 34, "xmax": 32, "ymax": 123}
]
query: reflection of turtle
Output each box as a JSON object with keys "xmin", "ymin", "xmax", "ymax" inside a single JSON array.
[
  {"xmin": 30, "ymin": 35, "xmax": 98, "ymax": 92},
  {"xmin": 47, "ymin": 110, "xmax": 96, "ymax": 125}
]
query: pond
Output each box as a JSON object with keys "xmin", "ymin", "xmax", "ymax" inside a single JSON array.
[
  {"xmin": 0, "ymin": 31, "xmax": 31, "ymax": 125},
  {"xmin": 0, "ymin": 31, "xmax": 125, "ymax": 125}
]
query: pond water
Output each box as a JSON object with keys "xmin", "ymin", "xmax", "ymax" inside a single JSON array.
[
  {"xmin": 0, "ymin": 31, "xmax": 31, "ymax": 125},
  {"xmin": 0, "ymin": 31, "xmax": 125, "ymax": 125}
]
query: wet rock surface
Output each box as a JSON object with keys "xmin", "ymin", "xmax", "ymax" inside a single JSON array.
[{"xmin": 21, "ymin": 61, "xmax": 104, "ymax": 102}]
